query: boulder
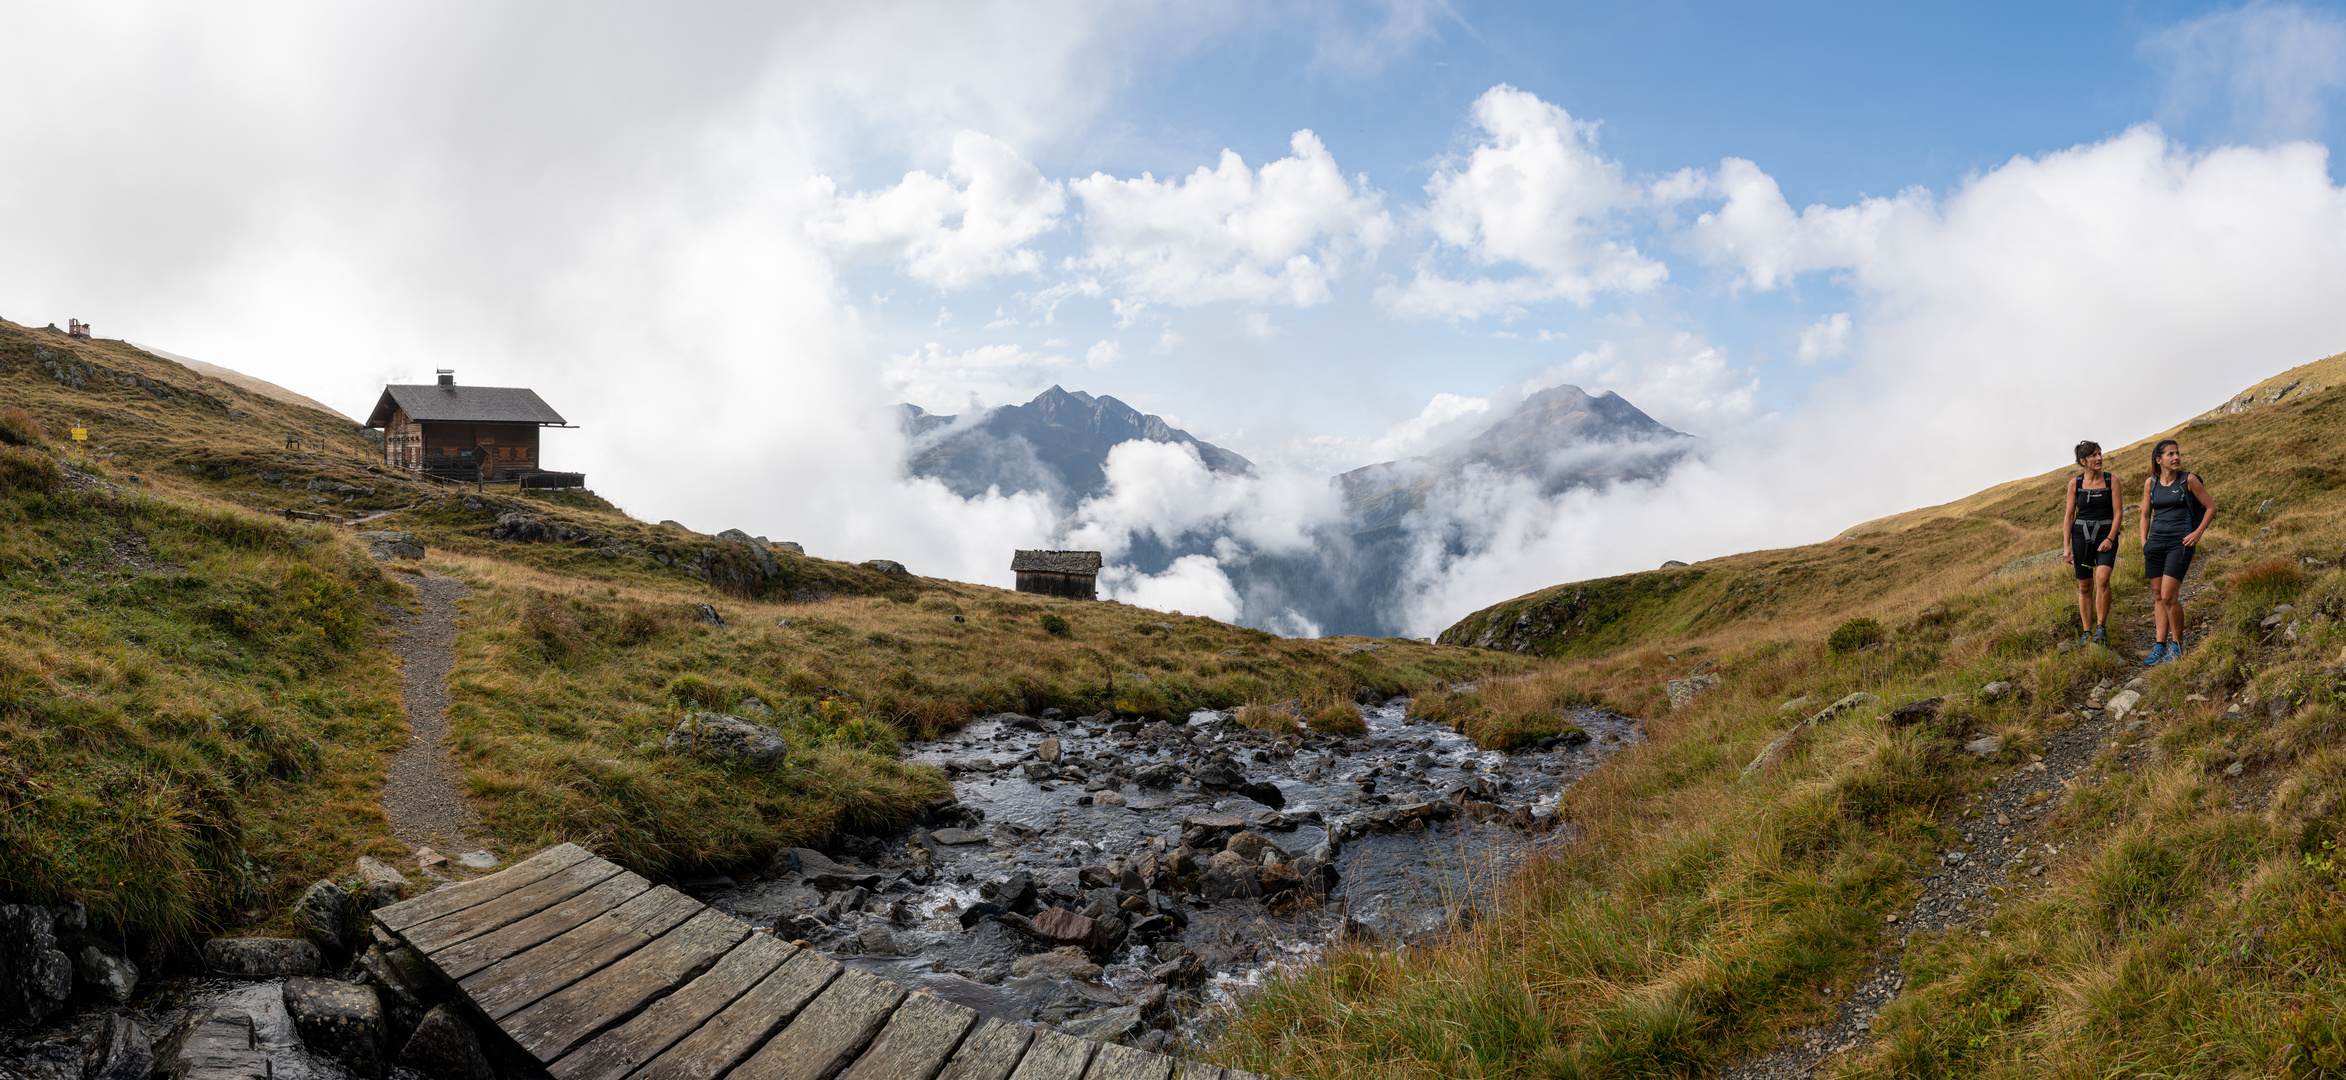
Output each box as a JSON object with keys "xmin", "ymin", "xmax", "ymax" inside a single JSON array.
[
  {"xmin": 283, "ymin": 976, "xmax": 387, "ymax": 1078},
  {"xmin": 1032, "ymin": 907, "xmax": 1098, "ymax": 949},
  {"xmin": 1884, "ymin": 697, "xmax": 1945, "ymax": 728},
  {"xmin": 780, "ymin": 848, "xmax": 884, "ymax": 891},
  {"xmin": 201, "ymin": 936, "xmax": 322, "ymax": 977},
  {"xmin": 355, "ymin": 857, "xmax": 407, "ymax": 912},
  {"xmin": 86, "ymin": 1012, "xmax": 154, "ymax": 1080},
  {"xmin": 928, "ymin": 827, "xmax": 986, "ymax": 845},
  {"xmin": 717, "ymin": 530, "xmax": 783, "ymax": 580},
  {"xmin": 666, "ymin": 712, "xmax": 789, "ymax": 768},
  {"xmin": 295, "ymin": 878, "xmax": 351, "ymax": 963},
  {"xmin": 1199, "ymin": 851, "xmax": 1260, "ymax": 900},
  {"xmin": 862, "ymin": 559, "xmax": 909, "ymax": 576},
  {"xmin": 1223, "ymin": 832, "xmax": 1280, "ymax": 864},
  {"xmin": 1130, "ymin": 763, "xmax": 1184, "ymax": 788},
  {"xmin": 1092, "ymin": 790, "xmax": 1127, "ymax": 807},
  {"xmin": 161, "ymin": 980, "xmax": 306, "ymax": 1080},
  {"xmin": 398, "ymin": 1003, "xmax": 495, "ymax": 1080},
  {"xmin": 1189, "ymin": 757, "xmax": 1247, "ymax": 788},
  {"xmin": 1010, "ymin": 946, "xmax": 1102, "ymax": 980},
  {"xmin": 1966, "ymin": 734, "xmax": 2005, "ymax": 757},
  {"xmin": 1979, "ymin": 681, "xmax": 2016, "ymax": 703},
  {"xmin": 0, "ymin": 903, "xmax": 75, "ymax": 1022},
  {"xmin": 1739, "ymin": 692, "xmax": 1885, "ymax": 781},
  {"xmin": 1237, "ymin": 780, "xmax": 1286, "ymax": 808},
  {"xmin": 1037, "ymin": 737, "xmax": 1062, "ymax": 763},
  {"xmin": 1665, "ymin": 673, "xmax": 1722, "ymax": 710},
  {"xmin": 356, "ymin": 530, "xmax": 425, "ymax": 560},
  {"xmin": 490, "ymin": 512, "xmax": 591, "ymax": 544},
  {"xmin": 1060, "ymin": 1004, "xmax": 1147, "ymax": 1044},
  {"xmin": 76, "ymin": 943, "xmax": 140, "ymax": 1004}
]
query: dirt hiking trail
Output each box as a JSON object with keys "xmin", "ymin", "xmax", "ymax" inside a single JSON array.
[{"xmin": 381, "ymin": 571, "xmax": 480, "ymax": 854}]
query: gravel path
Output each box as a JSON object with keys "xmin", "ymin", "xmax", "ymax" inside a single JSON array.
[
  {"xmin": 381, "ymin": 572, "xmax": 480, "ymax": 853},
  {"xmin": 1720, "ymin": 580, "xmax": 2177, "ymax": 1079}
]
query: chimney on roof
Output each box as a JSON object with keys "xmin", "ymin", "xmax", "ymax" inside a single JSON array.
[{"xmin": 436, "ymin": 369, "xmax": 455, "ymax": 387}]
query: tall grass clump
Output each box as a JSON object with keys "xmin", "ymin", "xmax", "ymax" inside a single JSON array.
[{"xmin": 1828, "ymin": 616, "xmax": 1887, "ymax": 653}]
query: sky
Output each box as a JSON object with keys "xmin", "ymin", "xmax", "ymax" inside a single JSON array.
[{"xmin": 5, "ymin": 1, "xmax": 2346, "ymax": 633}]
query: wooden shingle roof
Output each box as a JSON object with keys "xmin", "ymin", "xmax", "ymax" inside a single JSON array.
[
  {"xmin": 366, "ymin": 384, "xmax": 568, "ymax": 428},
  {"xmin": 1011, "ymin": 549, "xmax": 1102, "ymax": 575}
]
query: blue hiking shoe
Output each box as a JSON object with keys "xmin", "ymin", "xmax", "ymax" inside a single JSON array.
[
  {"xmin": 2140, "ymin": 642, "xmax": 2166, "ymax": 666},
  {"xmin": 2160, "ymin": 640, "xmax": 2185, "ymax": 665}
]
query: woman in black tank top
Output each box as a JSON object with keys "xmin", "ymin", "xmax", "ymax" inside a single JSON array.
[
  {"xmin": 2060, "ymin": 440, "xmax": 2122, "ymax": 647},
  {"xmin": 2137, "ymin": 438, "xmax": 2215, "ymax": 665}
]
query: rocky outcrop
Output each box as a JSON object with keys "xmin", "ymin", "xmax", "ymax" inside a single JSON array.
[
  {"xmin": 0, "ymin": 903, "xmax": 75, "ymax": 1023},
  {"xmin": 665, "ymin": 712, "xmax": 789, "ymax": 768},
  {"xmin": 1741, "ymin": 692, "xmax": 1885, "ymax": 780},
  {"xmin": 398, "ymin": 1004, "xmax": 495, "ymax": 1080},
  {"xmin": 76, "ymin": 943, "xmax": 140, "ymax": 1004},
  {"xmin": 159, "ymin": 980, "xmax": 309, "ymax": 1080},
  {"xmin": 1666, "ymin": 673, "xmax": 1721, "ymax": 710},
  {"xmin": 490, "ymin": 511, "xmax": 595, "ymax": 544},
  {"xmin": 283, "ymin": 978, "xmax": 387, "ymax": 1078},
  {"xmin": 357, "ymin": 530, "xmax": 425, "ymax": 560},
  {"xmin": 87, "ymin": 1013, "xmax": 154, "ymax": 1080}
]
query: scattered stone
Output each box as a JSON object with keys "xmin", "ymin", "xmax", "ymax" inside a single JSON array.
[
  {"xmin": 1237, "ymin": 780, "xmax": 1287, "ymax": 808},
  {"xmin": 85, "ymin": 1012, "xmax": 153, "ymax": 1080},
  {"xmin": 161, "ymin": 981, "xmax": 306, "ymax": 1079},
  {"xmin": 1741, "ymin": 693, "xmax": 1883, "ymax": 779},
  {"xmin": 666, "ymin": 712, "xmax": 789, "ymax": 768},
  {"xmin": 355, "ymin": 856, "xmax": 407, "ymax": 912},
  {"xmin": 1666, "ymin": 673, "xmax": 1722, "ymax": 710},
  {"xmin": 1093, "ymin": 790, "xmax": 1127, "ymax": 807},
  {"xmin": 928, "ymin": 827, "xmax": 987, "ymax": 845},
  {"xmin": 697, "ymin": 603, "xmax": 725, "ymax": 626},
  {"xmin": 0, "ymin": 903, "xmax": 75, "ymax": 1022},
  {"xmin": 1884, "ymin": 697, "xmax": 1944, "ymax": 728},
  {"xmin": 283, "ymin": 976, "xmax": 387, "ymax": 1077},
  {"xmin": 415, "ymin": 847, "xmax": 448, "ymax": 871},
  {"xmin": 2105, "ymin": 689, "xmax": 2142, "ymax": 722},
  {"xmin": 356, "ymin": 530, "xmax": 425, "ymax": 560},
  {"xmin": 200, "ymin": 937, "xmax": 322, "ymax": 977},
  {"xmin": 399, "ymin": 1003, "xmax": 495, "ymax": 1080},
  {"xmin": 1037, "ymin": 737, "xmax": 1062, "ymax": 763},
  {"xmin": 862, "ymin": 559, "xmax": 910, "ymax": 576},
  {"xmin": 1979, "ymin": 681, "xmax": 2015, "ymax": 703},
  {"xmin": 2225, "ymin": 761, "xmax": 2245, "ymax": 777},
  {"xmin": 1965, "ymin": 734, "xmax": 2004, "ymax": 757},
  {"xmin": 957, "ymin": 902, "xmax": 1006, "ymax": 929},
  {"xmin": 76, "ymin": 943, "xmax": 140, "ymax": 1004},
  {"xmin": 455, "ymin": 850, "xmax": 499, "ymax": 871},
  {"xmin": 1131, "ymin": 762, "xmax": 1184, "ymax": 788}
]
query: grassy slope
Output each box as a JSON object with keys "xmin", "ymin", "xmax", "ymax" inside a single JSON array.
[
  {"xmin": 1221, "ymin": 349, "xmax": 2346, "ymax": 1077},
  {"xmin": 2, "ymin": 318, "xmax": 1541, "ymax": 940}
]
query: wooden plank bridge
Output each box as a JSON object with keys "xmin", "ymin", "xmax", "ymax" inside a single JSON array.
[{"xmin": 370, "ymin": 844, "xmax": 1269, "ymax": 1080}]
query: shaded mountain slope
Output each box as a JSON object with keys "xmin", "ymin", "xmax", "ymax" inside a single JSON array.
[{"xmin": 903, "ymin": 385, "xmax": 1253, "ymax": 503}]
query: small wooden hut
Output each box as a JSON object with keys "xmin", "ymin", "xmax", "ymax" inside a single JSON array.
[
  {"xmin": 364, "ymin": 371, "xmax": 578, "ymax": 485},
  {"xmin": 1012, "ymin": 550, "xmax": 1102, "ymax": 600}
]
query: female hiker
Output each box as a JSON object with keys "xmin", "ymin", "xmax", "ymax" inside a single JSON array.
[
  {"xmin": 2060, "ymin": 440, "xmax": 2122, "ymax": 647},
  {"xmin": 2138, "ymin": 439, "xmax": 2215, "ymax": 665}
]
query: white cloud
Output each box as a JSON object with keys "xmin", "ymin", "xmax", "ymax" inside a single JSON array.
[
  {"xmin": 885, "ymin": 340, "xmax": 1077, "ymax": 410},
  {"xmin": 1795, "ymin": 312, "xmax": 1851, "ymax": 363},
  {"xmin": 1381, "ymin": 85, "xmax": 1666, "ymax": 319},
  {"xmin": 1368, "ymin": 392, "xmax": 1492, "ymax": 460},
  {"xmin": 1537, "ymin": 336, "xmax": 1760, "ymax": 436},
  {"xmin": 1100, "ymin": 554, "xmax": 1243, "ymax": 621},
  {"xmin": 1071, "ymin": 130, "xmax": 1393, "ymax": 307},
  {"xmin": 1084, "ymin": 339, "xmax": 1123, "ymax": 367},
  {"xmin": 1682, "ymin": 158, "xmax": 1910, "ymax": 290},
  {"xmin": 804, "ymin": 130, "xmax": 1065, "ymax": 288},
  {"xmin": 1241, "ymin": 311, "xmax": 1278, "ymax": 337},
  {"xmin": 2146, "ymin": 2, "xmax": 2346, "ymax": 144}
]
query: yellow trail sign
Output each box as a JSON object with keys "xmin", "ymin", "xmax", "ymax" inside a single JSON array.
[{"xmin": 70, "ymin": 427, "xmax": 87, "ymax": 442}]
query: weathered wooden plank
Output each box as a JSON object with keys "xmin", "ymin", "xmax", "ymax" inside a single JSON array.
[
  {"xmin": 1006, "ymin": 1031, "xmax": 1094, "ymax": 1080},
  {"xmin": 625, "ymin": 949, "xmax": 842, "ymax": 1080},
  {"xmin": 505, "ymin": 909, "xmax": 753, "ymax": 1061},
  {"xmin": 433, "ymin": 871, "xmax": 652, "ymax": 981},
  {"xmin": 373, "ymin": 843, "xmax": 595, "ymax": 931},
  {"xmin": 835, "ymin": 990, "xmax": 979, "ymax": 1080},
  {"xmin": 728, "ymin": 968, "xmax": 907, "ymax": 1080},
  {"xmin": 547, "ymin": 936, "xmax": 794, "ymax": 1080},
  {"xmin": 403, "ymin": 859, "xmax": 627, "ymax": 955},
  {"xmin": 1083, "ymin": 1044, "xmax": 1172, "ymax": 1080},
  {"xmin": 1171, "ymin": 1065, "xmax": 1224, "ymax": 1080},
  {"xmin": 463, "ymin": 888, "xmax": 699, "ymax": 1021},
  {"xmin": 932, "ymin": 1018, "xmax": 1034, "ymax": 1080}
]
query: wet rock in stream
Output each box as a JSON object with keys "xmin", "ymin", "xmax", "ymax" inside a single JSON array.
[{"xmin": 688, "ymin": 699, "xmax": 1642, "ymax": 1047}]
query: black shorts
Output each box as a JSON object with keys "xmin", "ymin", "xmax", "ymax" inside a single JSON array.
[
  {"xmin": 2144, "ymin": 542, "xmax": 2194, "ymax": 581},
  {"xmin": 2071, "ymin": 523, "xmax": 2118, "ymax": 579}
]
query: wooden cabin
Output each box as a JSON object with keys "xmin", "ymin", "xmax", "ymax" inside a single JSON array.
[
  {"xmin": 1012, "ymin": 550, "xmax": 1102, "ymax": 600},
  {"xmin": 364, "ymin": 371, "xmax": 577, "ymax": 484}
]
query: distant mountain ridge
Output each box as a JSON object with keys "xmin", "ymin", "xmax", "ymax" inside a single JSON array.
[
  {"xmin": 900, "ymin": 385, "xmax": 1253, "ymax": 503},
  {"xmin": 1337, "ymin": 384, "xmax": 1690, "ymax": 531}
]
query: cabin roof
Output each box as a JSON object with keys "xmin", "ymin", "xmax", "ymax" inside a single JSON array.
[
  {"xmin": 366, "ymin": 384, "xmax": 568, "ymax": 428},
  {"xmin": 1011, "ymin": 549, "xmax": 1103, "ymax": 575}
]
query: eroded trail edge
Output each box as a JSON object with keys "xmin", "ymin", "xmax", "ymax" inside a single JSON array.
[{"xmin": 382, "ymin": 571, "xmax": 480, "ymax": 852}]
